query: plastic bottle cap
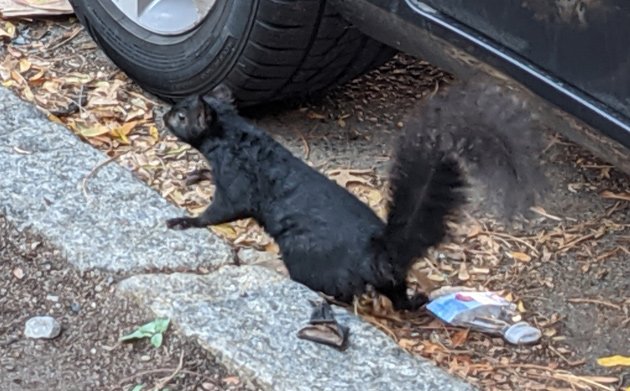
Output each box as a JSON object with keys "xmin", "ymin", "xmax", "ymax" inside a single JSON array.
[{"xmin": 503, "ymin": 321, "xmax": 542, "ymax": 345}]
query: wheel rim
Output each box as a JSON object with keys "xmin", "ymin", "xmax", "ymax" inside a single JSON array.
[{"xmin": 109, "ymin": 0, "xmax": 217, "ymax": 35}]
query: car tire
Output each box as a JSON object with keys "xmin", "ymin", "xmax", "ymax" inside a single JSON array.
[{"xmin": 69, "ymin": 0, "xmax": 395, "ymax": 105}]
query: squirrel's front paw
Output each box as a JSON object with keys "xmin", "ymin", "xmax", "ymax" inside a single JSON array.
[
  {"xmin": 406, "ymin": 293, "xmax": 429, "ymax": 311},
  {"xmin": 166, "ymin": 217, "xmax": 194, "ymax": 230}
]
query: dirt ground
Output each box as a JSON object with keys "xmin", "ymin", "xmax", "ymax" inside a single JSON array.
[
  {"xmin": 0, "ymin": 217, "xmax": 253, "ymax": 391},
  {"xmin": 0, "ymin": 17, "xmax": 628, "ymax": 391}
]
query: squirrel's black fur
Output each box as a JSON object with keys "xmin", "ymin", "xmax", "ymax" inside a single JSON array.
[
  {"xmin": 404, "ymin": 75, "xmax": 547, "ymax": 218},
  {"xmin": 162, "ymin": 85, "xmax": 465, "ymax": 311}
]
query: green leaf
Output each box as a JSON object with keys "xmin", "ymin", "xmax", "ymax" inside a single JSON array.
[
  {"xmin": 120, "ymin": 328, "xmax": 152, "ymax": 342},
  {"xmin": 120, "ymin": 318, "xmax": 170, "ymax": 342},
  {"xmin": 152, "ymin": 318, "xmax": 170, "ymax": 333},
  {"xmin": 150, "ymin": 333, "xmax": 163, "ymax": 348},
  {"xmin": 130, "ymin": 385, "xmax": 144, "ymax": 391}
]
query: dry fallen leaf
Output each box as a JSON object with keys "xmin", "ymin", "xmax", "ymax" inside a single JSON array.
[
  {"xmin": 510, "ymin": 251, "xmax": 532, "ymax": 262},
  {"xmin": 264, "ymin": 241, "xmax": 280, "ymax": 254},
  {"xmin": 11, "ymin": 69, "xmax": 26, "ymax": 85},
  {"xmin": 62, "ymin": 72, "xmax": 93, "ymax": 86},
  {"xmin": 398, "ymin": 338, "xmax": 417, "ymax": 350},
  {"xmin": 419, "ymin": 340, "xmax": 443, "ymax": 354},
  {"xmin": 596, "ymin": 355, "xmax": 630, "ymax": 367},
  {"xmin": 543, "ymin": 327, "xmax": 557, "ymax": 338},
  {"xmin": 457, "ymin": 262, "xmax": 470, "ymax": 281},
  {"xmin": 306, "ymin": 111, "xmax": 326, "ymax": 120},
  {"xmin": 470, "ymin": 267, "xmax": 490, "ymax": 275},
  {"xmin": 149, "ymin": 125, "xmax": 159, "ymax": 141},
  {"xmin": 28, "ymin": 69, "xmax": 45, "ymax": 82},
  {"xmin": 0, "ymin": 21, "xmax": 16, "ymax": 41},
  {"xmin": 361, "ymin": 186, "xmax": 383, "ymax": 207},
  {"xmin": 210, "ymin": 223, "xmax": 238, "ymax": 240},
  {"xmin": 222, "ymin": 376, "xmax": 240, "ymax": 385},
  {"xmin": 327, "ymin": 168, "xmax": 374, "ymax": 187},
  {"xmin": 466, "ymin": 223, "xmax": 482, "ymax": 238},
  {"xmin": 111, "ymin": 121, "xmax": 138, "ymax": 143},
  {"xmin": 600, "ymin": 190, "xmax": 630, "ymax": 202},
  {"xmin": 79, "ymin": 123, "xmax": 112, "ymax": 138},
  {"xmin": 427, "ymin": 273, "xmax": 446, "ymax": 282},
  {"xmin": 450, "ymin": 329, "xmax": 469, "ymax": 348},
  {"xmin": 18, "ymin": 58, "xmax": 31, "ymax": 73}
]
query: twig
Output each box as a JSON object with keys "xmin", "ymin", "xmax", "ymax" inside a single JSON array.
[
  {"xmin": 529, "ymin": 206, "xmax": 563, "ymax": 221},
  {"xmin": 291, "ymin": 126, "xmax": 310, "ymax": 161},
  {"xmin": 605, "ymin": 201, "xmax": 623, "ymax": 217},
  {"xmin": 360, "ymin": 313, "xmax": 398, "ymax": 341},
  {"xmin": 46, "ymin": 27, "xmax": 82, "ymax": 51},
  {"xmin": 547, "ymin": 345, "xmax": 584, "ymax": 367},
  {"xmin": 552, "ymin": 372, "xmax": 617, "ymax": 391},
  {"xmin": 471, "ymin": 363, "xmax": 556, "ymax": 372},
  {"xmin": 595, "ymin": 247, "xmax": 621, "ymax": 262},
  {"xmin": 600, "ymin": 190, "xmax": 630, "ymax": 202},
  {"xmin": 153, "ymin": 351, "xmax": 184, "ymax": 390},
  {"xmin": 482, "ymin": 231, "xmax": 540, "ymax": 255},
  {"xmin": 557, "ymin": 233, "xmax": 595, "ymax": 252},
  {"xmin": 567, "ymin": 298, "xmax": 622, "ymax": 310}
]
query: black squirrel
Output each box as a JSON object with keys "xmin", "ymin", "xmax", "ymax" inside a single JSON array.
[{"xmin": 162, "ymin": 85, "xmax": 465, "ymax": 311}]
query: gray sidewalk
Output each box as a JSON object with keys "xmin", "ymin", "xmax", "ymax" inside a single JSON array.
[{"xmin": 0, "ymin": 87, "xmax": 473, "ymax": 390}]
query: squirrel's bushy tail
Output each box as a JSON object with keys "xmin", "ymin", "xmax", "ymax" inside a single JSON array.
[
  {"xmin": 377, "ymin": 73, "xmax": 547, "ymax": 274},
  {"xmin": 378, "ymin": 136, "xmax": 466, "ymax": 274},
  {"xmin": 404, "ymin": 74, "xmax": 548, "ymax": 218}
]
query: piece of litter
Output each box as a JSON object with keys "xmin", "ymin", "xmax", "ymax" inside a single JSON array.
[
  {"xmin": 426, "ymin": 290, "xmax": 541, "ymax": 345},
  {"xmin": 297, "ymin": 300, "xmax": 349, "ymax": 351}
]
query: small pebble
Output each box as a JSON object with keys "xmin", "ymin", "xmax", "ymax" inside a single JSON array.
[
  {"xmin": 94, "ymin": 285, "xmax": 103, "ymax": 293},
  {"xmin": 24, "ymin": 316, "xmax": 61, "ymax": 339},
  {"xmin": 46, "ymin": 294, "xmax": 59, "ymax": 302},
  {"xmin": 12, "ymin": 35, "xmax": 26, "ymax": 45},
  {"xmin": 69, "ymin": 302, "xmax": 81, "ymax": 314}
]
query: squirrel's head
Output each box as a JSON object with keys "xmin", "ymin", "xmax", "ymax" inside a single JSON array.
[{"xmin": 163, "ymin": 84, "xmax": 234, "ymax": 147}]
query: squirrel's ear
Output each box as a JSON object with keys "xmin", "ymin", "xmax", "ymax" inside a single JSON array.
[{"xmin": 209, "ymin": 83, "xmax": 234, "ymax": 104}]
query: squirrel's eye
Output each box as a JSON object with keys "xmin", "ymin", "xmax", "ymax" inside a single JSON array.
[{"xmin": 177, "ymin": 112, "xmax": 186, "ymax": 121}]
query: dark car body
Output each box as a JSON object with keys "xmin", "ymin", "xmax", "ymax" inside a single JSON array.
[{"xmin": 332, "ymin": 0, "xmax": 630, "ymax": 172}]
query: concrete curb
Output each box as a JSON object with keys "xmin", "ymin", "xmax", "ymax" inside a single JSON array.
[
  {"xmin": 0, "ymin": 87, "xmax": 474, "ymax": 390},
  {"xmin": 119, "ymin": 266, "xmax": 474, "ymax": 391},
  {"xmin": 0, "ymin": 88, "xmax": 232, "ymax": 272}
]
